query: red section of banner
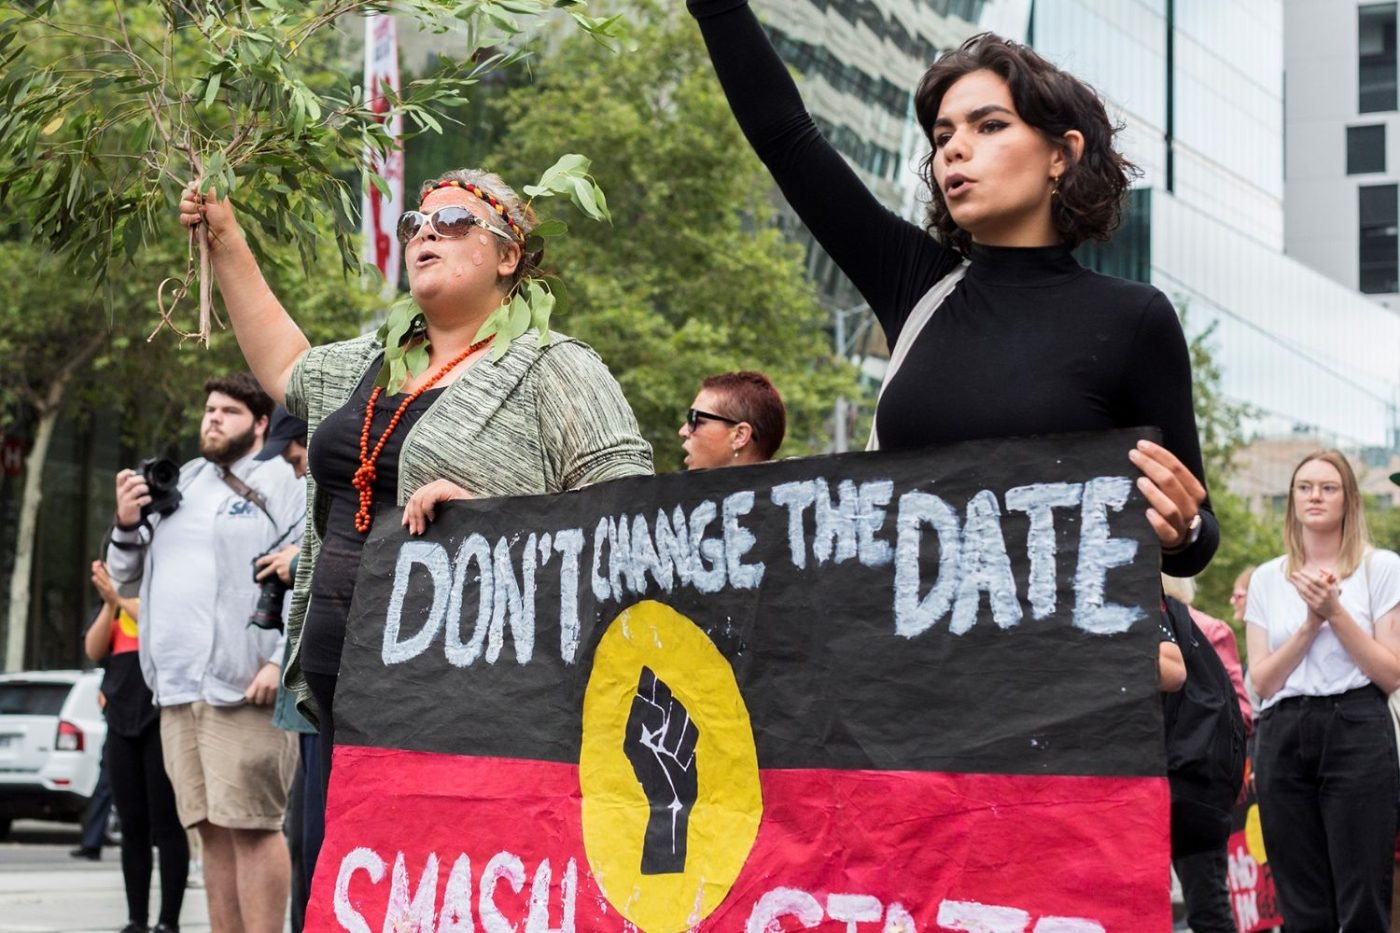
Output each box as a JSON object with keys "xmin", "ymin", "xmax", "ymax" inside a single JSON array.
[
  {"xmin": 308, "ymin": 746, "xmax": 1171, "ymax": 932},
  {"xmin": 1226, "ymin": 829, "xmax": 1282, "ymax": 930}
]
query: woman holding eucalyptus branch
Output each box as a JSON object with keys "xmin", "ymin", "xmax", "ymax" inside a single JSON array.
[{"xmin": 178, "ymin": 168, "xmax": 652, "ymax": 804}]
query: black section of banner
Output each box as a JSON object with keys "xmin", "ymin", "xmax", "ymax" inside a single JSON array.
[{"xmin": 334, "ymin": 430, "xmax": 1167, "ymax": 777}]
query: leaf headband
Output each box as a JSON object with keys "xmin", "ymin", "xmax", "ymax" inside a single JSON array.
[{"xmin": 374, "ymin": 155, "xmax": 611, "ymax": 393}]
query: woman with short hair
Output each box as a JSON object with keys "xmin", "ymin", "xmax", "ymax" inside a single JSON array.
[{"xmin": 679, "ymin": 371, "xmax": 786, "ymax": 469}]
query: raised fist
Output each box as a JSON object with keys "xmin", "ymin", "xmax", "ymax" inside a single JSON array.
[{"xmin": 624, "ymin": 666, "xmax": 699, "ymax": 874}]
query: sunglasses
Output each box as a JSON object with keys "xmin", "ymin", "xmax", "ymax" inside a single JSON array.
[
  {"xmin": 686, "ymin": 408, "xmax": 741, "ymax": 430},
  {"xmin": 396, "ymin": 206, "xmax": 515, "ymax": 246}
]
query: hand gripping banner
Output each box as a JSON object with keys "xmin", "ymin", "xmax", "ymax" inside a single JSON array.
[{"xmin": 309, "ymin": 429, "xmax": 1173, "ymax": 932}]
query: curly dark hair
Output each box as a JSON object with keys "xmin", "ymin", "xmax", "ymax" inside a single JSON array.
[{"xmin": 913, "ymin": 33, "xmax": 1139, "ymax": 252}]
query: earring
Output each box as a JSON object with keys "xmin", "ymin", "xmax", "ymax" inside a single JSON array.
[
  {"xmin": 1050, "ymin": 175, "xmax": 1060, "ymax": 197},
  {"xmin": 732, "ymin": 448, "xmax": 740, "ymax": 458}
]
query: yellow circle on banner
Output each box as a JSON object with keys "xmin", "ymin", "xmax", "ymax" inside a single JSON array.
[
  {"xmin": 580, "ymin": 600, "xmax": 762, "ymax": 933},
  {"xmin": 1245, "ymin": 802, "xmax": 1268, "ymax": 865},
  {"xmin": 117, "ymin": 609, "xmax": 138, "ymax": 640}
]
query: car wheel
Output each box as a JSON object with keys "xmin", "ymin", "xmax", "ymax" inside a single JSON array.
[{"xmin": 104, "ymin": 808, "xmax": 121, "ymax": 846}]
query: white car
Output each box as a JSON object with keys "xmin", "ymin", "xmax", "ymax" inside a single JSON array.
[{"xmin": 0, "ymin": 670, "xmax": 107, "ymax": 838}]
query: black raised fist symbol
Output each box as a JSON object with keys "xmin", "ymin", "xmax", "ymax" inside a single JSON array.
[{"xmin": 624, "ymin": 666, "xmax": 699, "ymax": 875}]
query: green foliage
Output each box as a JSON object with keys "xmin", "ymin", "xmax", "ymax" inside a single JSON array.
[
  {"xmin": 0, "ymin": 230, "xmax": 377, "ymax": 455},
  {"xmin": 1174, "ymin": 302, "xmax": 1279, "ymax": 649},
  {"xmin": 1181, "ymin": 307, "xmax": 1258, "ymax": 485},
  {"xmin": 0, "ymin": 0, "xmax": 625, "ymax": 337},
  {"xmin": 482, "ymin": 4, "xmax": 856, "ymax": 467},
  {"xmin": 1370, "ymin": 496, "xmax": 1400, "ymax": 553}
]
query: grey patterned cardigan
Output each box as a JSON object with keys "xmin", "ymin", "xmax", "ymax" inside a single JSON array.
[{"xmin": 281, "ymin": 329, "xmax": 653, "ymax": 720}]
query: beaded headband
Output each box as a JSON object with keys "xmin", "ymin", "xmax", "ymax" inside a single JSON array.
[{"xmin": 429, "ymin": 179, "xmax": 526, "ymax": 243}]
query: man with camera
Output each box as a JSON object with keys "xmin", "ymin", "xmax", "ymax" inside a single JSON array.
[{"xmin": 106, "ymin": 374, "xmax": 305, "ymax": 933}]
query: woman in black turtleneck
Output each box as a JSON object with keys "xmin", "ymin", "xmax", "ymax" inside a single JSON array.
[{"xmin": 687, "ymin": 3, "xmax": 1218, "ymax": 575}]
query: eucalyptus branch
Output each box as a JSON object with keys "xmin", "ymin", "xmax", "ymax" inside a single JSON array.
[
  {"xmin": 1, "ymin": 0, "xmax": 631, "ymax": 349},
  {"xmin": 111, "ymin": 0, "xmax": 174, "ymax": 150}
]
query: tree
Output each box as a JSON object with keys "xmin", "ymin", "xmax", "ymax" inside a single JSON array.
[
  {"xmin": 0, "ymin": 0, "xmax": 623, "ymax": 341},
  {"xmin": 0, "ymin": 230, "xmax": 381, "ymax": 670},
  {"xmin": 1177, "ymin": 307, "xmax": 1280, "ymax": 644},
  {"xmin": 481, "ymin": 4, "xmax": 858, "ymax": 467}
]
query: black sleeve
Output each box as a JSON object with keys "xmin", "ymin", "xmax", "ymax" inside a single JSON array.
[
  {"xmin": 686, "ymin": 0, "xmax": 959, "ymax": 338},
  {"xmin": 1119, "ymin": 291, "xmax": 1219, "ymax": 576}
]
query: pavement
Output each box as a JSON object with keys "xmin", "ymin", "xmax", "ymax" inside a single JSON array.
[{"xmin": 0, "ymin": 821, "xmax": 210, "ymax": 933}]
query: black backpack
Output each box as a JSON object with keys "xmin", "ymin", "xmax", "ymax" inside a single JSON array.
[{"xmin": 1161, "ymin": 596, "xmax": 1246, "ymax": 857}]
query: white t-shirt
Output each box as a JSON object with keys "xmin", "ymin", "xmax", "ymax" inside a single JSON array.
[{"xmin": 1246, "ymin": 548, "xmax": 1400, "ymax": 709}]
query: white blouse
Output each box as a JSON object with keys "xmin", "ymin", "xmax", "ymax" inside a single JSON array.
[{"xmin": 1246, "ymin": 548, "xmax": 1400, "ymax": 709}]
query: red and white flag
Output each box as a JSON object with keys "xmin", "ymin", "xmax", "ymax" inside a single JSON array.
[{"xmin": 362, "ymin": 13, "xmax": 404, "ymax": 297}]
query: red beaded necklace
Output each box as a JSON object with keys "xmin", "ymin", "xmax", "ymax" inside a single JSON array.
[{"xmin": 352, "ymin": 336, "xmax": 493, "ymax": 533}]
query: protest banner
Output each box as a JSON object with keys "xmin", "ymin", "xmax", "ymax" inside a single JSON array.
[
  {"xmin": 1227, "ymin": 759, "xmax": 1283, "ymax": 931},
  {"xmin": 308, "ymin": 429, "xmax": 1172, "ymax": 932}
]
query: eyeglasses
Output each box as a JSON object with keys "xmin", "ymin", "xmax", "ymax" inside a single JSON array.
[
  {"xmin": 1293, "ymin": 482, "xmax": 1342, "ymax": 498},
  {"xmin": 685, "ymin": 408, "xmax": 740, "ymax": 431},
  {"xmin": 396, "ymin": 206, "xmax": 515, "ymax": 246}
]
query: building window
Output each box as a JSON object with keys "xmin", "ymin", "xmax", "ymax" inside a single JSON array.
[
  {"xmin": 1076, "ymin": 188, "xmax": 1152, "ymax": 283},
  {"xmin": 1359, "ymin": 184, "xmax": 1399, "ymax": 293},
  {"xmin": 1360, "ymin": 4, "xmax": 1398, "ymax": 113},
  {"xmin": 1349, "ymin": 124, "xmax": 1387, "ymax": 173}
]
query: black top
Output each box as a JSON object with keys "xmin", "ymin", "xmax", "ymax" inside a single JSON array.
[
  {"xmin": 688, "ymin": 0, "xmax": 1217, "ymax": 575},
  {"xmin": 86, "ymin": 606, "xmax": 156, "ymax": 738},
  {"xmin": 301, "ymin": 359, "xmax": 444, "ymax": 675}
]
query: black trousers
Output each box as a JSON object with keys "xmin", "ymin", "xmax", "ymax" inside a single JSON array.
[
  {"xmin": 1173, "ymin": 845, "xmax": 1237, "ymax": 933},
  {"xmin": 1255, "ymin": 685, "xmax": 1398, "ymax": 932},
  {"xmin": 303, "ymin": 669, "xmax": 337, "ymax": 801},
  {"xmin": 106, "ymin": 723, "xmax": 189, "ymax": 927},
  {"xmin": 288, "ymin": 732, "xmax": 325, "ymax": 933}
]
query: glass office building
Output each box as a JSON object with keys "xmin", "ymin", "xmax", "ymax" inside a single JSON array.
[
  {"xmin": 1018, "ymin": 0, "xmax": 1400, "ymax": 449},
  {"xmin": 761, "ymin": 0, "xmax": 987, "ymax": 306}
]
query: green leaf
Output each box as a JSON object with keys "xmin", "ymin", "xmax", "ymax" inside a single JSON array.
[
  {"xmin": 531, "ymin": 218, "xmax": 568, "ymax": 238},
  {"xmin": 524, "ymin": 153, "xmax": 590, "ymax": 199},
  {"xmin": 472, "ymin": 304, "xmax": 508, "ymax": 345},
  {"xmin": 404, "ymin": 343, "xmax": 429, "ymax": 377},
  {"xmin": 569, "ymin": 175, "xmax": 604, "ymax": 221},
  {"xmin": 203, "ymin": 70, "xmax": 221, "ymax": 108},
  {"xmin": 507, "ymin": 293, "xmax": 531, "ymax": 336},
  {"xmin": 368, "ymin": 171, "xmax": 391, "ymax": 201}
]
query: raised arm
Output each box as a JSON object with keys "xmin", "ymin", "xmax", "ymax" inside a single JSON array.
[
  {"xmin": 178, "ymin": 183, "xmax": 311, "ymax": 404},
  {"xmin": 85, "ymin": 560, "xmax": 131, "ymax": 662},
  {"xmin": 84, "ymin": 601, "xmax": 116, "ymax": 663},
  {"xmin": 687, "ymin": 0, "xmax": 956, "ymax": 329}
]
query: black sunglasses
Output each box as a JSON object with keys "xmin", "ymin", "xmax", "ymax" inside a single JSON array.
[
  {"xmin": 396, "ymin": 206, "xmax": 514, "ymax": 246},
  {"xmin": 686, "ymin": 408, "xmax": 741, "ymax": 430}
]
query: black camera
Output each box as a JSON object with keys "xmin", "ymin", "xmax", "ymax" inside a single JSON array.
[
  {"xmin": 249, "ymin": 553, "xmax": 289, "ymax": 632},
  {"xmin": 138, "ymin": 457, "xmax": 182, "ymax": 519}
]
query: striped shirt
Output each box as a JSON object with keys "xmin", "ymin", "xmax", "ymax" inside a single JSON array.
[{"xmin": 282, "ymin": 329, "xmax": 653, "ymax": 719}]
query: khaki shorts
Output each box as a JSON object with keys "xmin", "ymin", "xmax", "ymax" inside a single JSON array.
[{"xmin": 159, "ymin": 701, "xmax": 297, "ymax": 831}]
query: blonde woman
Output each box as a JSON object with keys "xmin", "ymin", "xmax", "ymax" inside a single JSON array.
[{"xmin": 1246, "ymin": 449, "xmax": 1400, "ymax": 930}]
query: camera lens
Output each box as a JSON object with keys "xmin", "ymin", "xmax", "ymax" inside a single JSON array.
[{"xmin": 147, "ymin": 459, "xmax": 179, "ymax": 491}]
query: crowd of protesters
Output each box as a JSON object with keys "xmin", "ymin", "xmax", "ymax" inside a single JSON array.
[{"xmin": 58, "ymin": 12, "xmax": 1400, "ymax": 933}]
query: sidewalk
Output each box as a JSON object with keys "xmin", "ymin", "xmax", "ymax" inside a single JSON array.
[{"xmin": 0, "ymin": 821, "xmax": 209, "ymax": 933}]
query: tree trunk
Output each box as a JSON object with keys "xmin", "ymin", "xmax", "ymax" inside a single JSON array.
[{"xmin": 4, "ymin": 334, "xmax": 105, "ymax": 672}]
